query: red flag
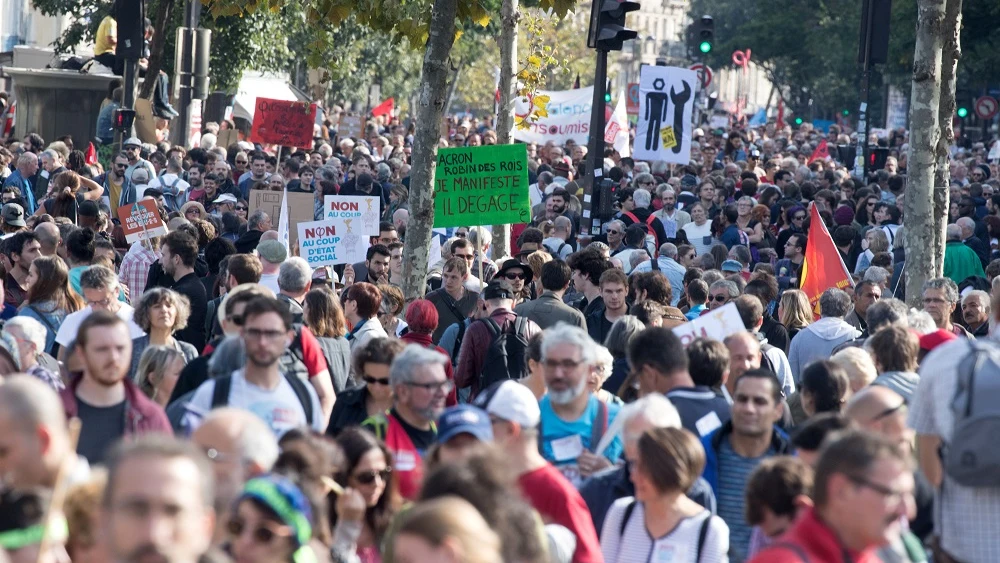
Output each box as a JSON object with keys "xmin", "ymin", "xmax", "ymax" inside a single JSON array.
[
  {"xmin": 808, "ymin": 139, "xmax": 829, "ymax": 164},
  {"xmin": 85, "ymin": 142, "xmax": 97, "ymax": 165},
  {"xmin": 371, "ymin": 97, "xmax": 394, "ymax": 118},
  {"xmin": 776, "ymin": 99, "xmax": 785, "ymax": 130},
  {"xmin": 800, "ymin": 204, "xmax": 854, "ymax": 318}
]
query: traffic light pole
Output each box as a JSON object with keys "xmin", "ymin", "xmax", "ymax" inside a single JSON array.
[
  {"xmin": 582, "ymin": 48, "xmax": 609, "ymax": 237},
  {"xmin": 853, "ymin": 0, "xmax": 875, "ymax": 180}
]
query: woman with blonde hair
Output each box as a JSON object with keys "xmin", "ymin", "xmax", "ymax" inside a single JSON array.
[
  {"xmin": 524, "ymin": 249, "xmax": 552, "ymax": 299},
  {"xmin": 303, "ymin": 286, "xmax": 351, "ymax": 393},
  {"xmin": 393, "ymin": 497, "xmax": 503, "ymax": 563},
  {"xmin": 779, "ymin": 289, "xmax": 814, "ymax": 342},
  {"xmin": 18, "ymin": 255, "xmax": 83, "ymax": 355},
  {"xmin": 136, "ymin": 346, "xmax": 185, "ymax": 407}
]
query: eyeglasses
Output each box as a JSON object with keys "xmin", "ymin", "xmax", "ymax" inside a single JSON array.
[
  {"xmin": 227, "ymin": 519, "xmax": 292, "ymax": 544},
  {"xmin": 86, "ymin": 296, "xmax": 114, "ymax": 308},
  {"xmin": 352, "ymin": 467, "xmax": 392, "ymax": 485},
  {"xmin": 504, "ymin": 272, "xmax": 526, "ymax": 280},
  {"xmin": 710, "ymin": 294, "xmax": 729, "ymax": 302},
  {"xmin": 235, "ymin": 160, "xmax": 248, "ymax": 165},
  {"xmin": 244, "ymin": 328, "xmax": 286, "ymax": 340},
  {"xmin": 226, "ymin": 314, "xmax": 244, "ymax": 326},
  {"xmin": 845, "ymin": 474, "xmax": 908, "ymax": 504},
  {"xmin": 455, "ymin": 232, "xmax": 468, "ymax": 238},
  {"xmin": 236, "ymin": 206, "xmax": 247, "ymax": 211},
  {"xmin": 792, "ymin": 215, "xmax": 806, "ymax": 221},
  {"xmin": 543, "ymin": 358, "xmax": 582, "ymax": 370},
  {"xmin": 606, "ymin": 230, "xmax": 621, "ymax": 235},
  {"xmin": 406, "ymin": 379, "xmax": 454, "ymax": 393},
  {"xmin": 867, "ymin": 202, "xmax": 876, "ymax": 207},
  {"xmin": 363, "ymin": 375, "xmax": 391, "ymax": 386}
]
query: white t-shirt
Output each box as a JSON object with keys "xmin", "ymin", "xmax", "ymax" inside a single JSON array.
[
  {"xmin": 600, "ymin": 498, "xmax": 730, "ymax": 563},
  {"xmin": 260, "ymin": 273, "xmax": 280, "ymax": 294},
  {"xmin": 185, "ymin": 369, "xmax": 324, "ymax": 437},
  {"xmin": 682, "ymin": 221, "xmax": 715, "ymax": 257},
  {"xmin": 55, "ymin": 304, "xmax": 146, "ymax": 348},
  {"xmin": 147, "ymin": 173, "xmax": 190, "ymax": 195}
]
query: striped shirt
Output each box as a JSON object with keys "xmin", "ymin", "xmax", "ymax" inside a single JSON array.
[
  {"xmin": 716, "ymin": 439, "xmax": 774, "ymax": 562},
  {"xmin": 600, "ymin": 497, "xmax": 729, "ymax": 563}
]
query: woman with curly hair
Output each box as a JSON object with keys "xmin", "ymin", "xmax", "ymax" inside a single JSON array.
[{"xmin": 128, "ymin": 287, "xmax": 198, "ymax": 381}]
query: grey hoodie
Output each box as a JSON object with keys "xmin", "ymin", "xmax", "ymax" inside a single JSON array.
[
  {"xmin": 873, "ymin": 371, "xmax": 920, "ymax": 403},
  {"xmin": 787, "ymin": 317, "xmax": 862, "ymax": 384}
]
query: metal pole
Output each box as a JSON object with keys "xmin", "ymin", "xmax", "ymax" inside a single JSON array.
[
  {"xmin": 581, "ymin": 48, "xmax": 608, "ymax": 237},
  {"xmin": 853, "ymin": 0, "xmax": 875, "ymax": 180},
  {"xmin": 117, "ymin": 59, "xmax": 138, "ymax": 146}
]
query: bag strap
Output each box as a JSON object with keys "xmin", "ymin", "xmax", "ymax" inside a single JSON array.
[
  {"xmin": 26, "ymin": 305, "xmax": 58, "ymax": 333},
  {"xmin": 210, "ymin": 374, "xmax": 233, "ymax": 408},
  {"xmin": 590, "ymin": 399, "xmax": 609, "ymax": 454},
  {"xmin": 695, "ymin": 513, "xmax": 711, "ymax": 563},
  {"xmin": 622, "ymin": 211, "xmax": 640, "ymax": 224},
  {"xmin": 618, "ymin": 499, "xmax": 638, "ymax": 537},
  {"xmin": 282, "ymin": 372, "xmax": 315, "ymax": 426}
]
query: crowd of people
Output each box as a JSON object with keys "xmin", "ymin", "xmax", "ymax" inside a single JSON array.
[{"xmin": 0, "ymin": 111, "xmax": 998, "ymax": 563}]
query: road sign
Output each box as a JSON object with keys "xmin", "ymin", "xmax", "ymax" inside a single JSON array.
[
  {"xmin": 626, "ymin": 83, "xmax": 639, "ymax": 115},
  {"xmin": 975, "ymin": 96, "xmax": 999, "ymax": 120},
  {"xmin": 689, "ymin": 63, "xmax": 713, "ymax": 89}
]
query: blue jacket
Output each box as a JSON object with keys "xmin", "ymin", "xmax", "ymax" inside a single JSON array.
[
  {"xmin": 579, "ymin": 463, "xmax": 716, "ymax": 534},
  {"xmin": 701, "ymin": 420, "xmax": 791, "ymax": 493}
]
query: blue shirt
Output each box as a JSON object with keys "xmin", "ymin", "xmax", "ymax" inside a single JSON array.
[
  {"xmin": 539, "ymin": 394, "xmax": 622, "ymax": 487},
  {"xmin": 3, "ymin": 170, "xmax": 36, "ymax": 214},
  {"xmin": 716, "ymin": 438, "xmax": 774, "ymax": 561},
  {"xmin": 686, "ymin": 304, "xmax": 707, "ymax": 320}
]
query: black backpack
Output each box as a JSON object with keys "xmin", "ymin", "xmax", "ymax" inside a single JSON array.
[
  {"xmin": 478, "ymin": 316, "xmax": 531, "ymax": 389},
  {"xmin": 211, "ymin": 371, "xmax": 315, "ymax": 426}
]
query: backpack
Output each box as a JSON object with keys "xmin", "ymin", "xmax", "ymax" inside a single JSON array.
[
  {"xmin": 211, "ymin": 372, "xmax": 315, "ymax": 426},
  {"xmin": 621, "ymin": 211, "xmax": 661, "ymax": 254},
  {"xmin": 761, "ymin": 342, "xmax": 778, "ymax": 376},
  {"xmin": 478, "ymin": 316, "xmax": 531, "ymax": 389},
  {"xmin": 544, "ymin": 240, "xmax": 570, "ymax": 257},
  {"xmin": 618, "ymin": 502, "xmax": 713, "ymax": 561},
  {"xmin": 944, "ymin": 340, "xmax": 1000, "ymax": 487}
]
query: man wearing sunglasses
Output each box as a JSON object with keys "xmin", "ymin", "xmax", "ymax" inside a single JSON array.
[{"xmin": 776, "ymin": 233, "xmax": 807, "ymax": 290}]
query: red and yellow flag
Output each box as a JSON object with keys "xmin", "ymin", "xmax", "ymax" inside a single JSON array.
[{"xmin": 800, "ymin": 203, "xmax": 854, "ymax": 317}]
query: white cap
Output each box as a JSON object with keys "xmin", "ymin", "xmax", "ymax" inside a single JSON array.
[
  {"xmin": 693, "ymin": 128, "xmax": 705, "ymax": 138},
  {"xmin": 213, "ymin": 193, "xmax": 237, "ymax": 204},
  {"xmin": 475, "ymin": 380, "xmax": 540, "ymax": 428}
]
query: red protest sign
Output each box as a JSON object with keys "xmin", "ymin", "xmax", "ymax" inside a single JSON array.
[
  {"xmin": 117, "ymin": 199, "xmax": 168, "ymax": 243},
  {"xmin": 249, "ymin": 97, "xmax": 317, "ymax": 148}
]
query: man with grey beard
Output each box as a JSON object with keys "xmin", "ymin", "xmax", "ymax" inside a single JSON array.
[{"xmin": 536, "ymin": 324, "xmax": 624, "ymax": 487}]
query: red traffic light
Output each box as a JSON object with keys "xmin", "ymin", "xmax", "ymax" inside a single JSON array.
[{"xmin": 113, "ymin": 109, "xmax": 136, "ymax": 132}]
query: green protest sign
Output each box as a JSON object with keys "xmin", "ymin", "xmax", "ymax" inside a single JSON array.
[{"xmin": 433, "ymin": 144, "xmax": 530, "ymax": 228}]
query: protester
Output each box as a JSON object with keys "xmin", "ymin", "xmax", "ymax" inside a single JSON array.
[{"xmin": 128, "ymin": 287, "xmax": 198, "ymax": 381}]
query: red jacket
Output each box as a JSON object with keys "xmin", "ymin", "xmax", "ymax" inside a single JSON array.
[
  {"xmin": 60, "ymin": 374, "xmax": 173, "ymax": 436},
  {"xmin": 362, "ymin": 411, "xmax": 425, "ymax": 500},
  {"xmin": 400, "ymin": 332, "xmax": 457, "ymax": 406},
  {"xmin": 748, "ymin": 508, "xmax": 882, "ymax": 563}
]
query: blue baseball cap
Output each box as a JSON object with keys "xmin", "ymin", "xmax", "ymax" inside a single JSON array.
[{"xmin": 437, "ymin": 405, "xmax": 494, "ymax": 444}]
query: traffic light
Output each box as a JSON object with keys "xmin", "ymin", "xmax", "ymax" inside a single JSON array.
[
  {"xmin": 588, "ymin": 0, "xmax": 639, "ymax": 52},
  {"xmin": 604, "ymin": 80, "xmax": 612, "ymax": 103},
  {"xmin": 957, "ymin": 106, "xmax": 969, "ymax": 118},
  {"xmin": 113, "ymin": 108, "xmax": 136, "ymax": 132},
  {"xmin": 842, "ymin": 109, "xmax": 850, "ymax": 116},
  {"xmin": 794, "ymin": 117, "xmax": 804, "ymax": 125},
  {"xmin": 696, "ymin": 15, "xmax": 714, "ymax": 54}
]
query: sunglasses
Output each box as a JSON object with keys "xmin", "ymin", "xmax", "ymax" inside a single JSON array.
[
  {"xmin": 227, "ymin": 519, "xmax": 291, "ymax": 544},
  {"xmin": 793, "ymin": 215, "xmax": 806, "ymax": 221},
  {"xmin": 711, "ymin": 295, "xmax": 729, "ymax": 302},
  {"xmin": 363, "ymin": 375, "xmax": 391, "ymax": 386},
  {"xmin": 353, "ymin": 467, "xmax": 392, "ymax": 485},
  {"xmin": 606, "ymin": 230, "xmax": 621, "ymax": 235},
  {"xmin": 504, "ymin": 272, "xmax": 525, "ymax": 280},
  {"xmin": 236, "ymin": 206, "xmax": 247, "ymax": 211},
  {"xmin": 235, "ymin": 160, "xmax": 248, "ymax": 165}
]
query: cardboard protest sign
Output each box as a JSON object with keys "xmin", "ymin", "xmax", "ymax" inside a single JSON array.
[
  {"xmin": 117, "ymin": 199, "xmax": 168, "ymax": 243},
  {"xmin": 337, "ymin": 115, "xmax": 363, "ymax": 139},
  {"xmin": 216, "ymin": 128, "xmax": 239, "ymax": 150},
  {"xmin": 133, "ymin": 98, "xmax": 159, "ymax": 145},
  {"xmin": 297, "ymin": 219, "xmax": 370, "ymax": 267},
  {"xmin": 324, "ymin": 195, "xmax": 381, "ymax": 236},
  {"xmin": 635, "ymin": 66, "xmax": 697, "ymax": 164},
  {"xmin": 671, "ymin": 302, "xmax": 744, "ymax": 347},
  {"xmin": 433, "ymin": 144, "xmax": 530, "ymax": 228},
  {"xmin": 247, "ymin": 189, "xmax": 315, "ymax": 248},
  {"xmin": 249, "ymin": 98, "xmax": 317, "ymax": 148}
]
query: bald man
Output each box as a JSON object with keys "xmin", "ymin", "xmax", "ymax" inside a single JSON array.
[
  {"xmin": 34, "ymin": 222, "xmax": 60, "ymax": 257},
  {"xmin": 190, "ymin": 408, "xmax": 278, "ymax": 545},
  {"xmin": 0, "ymin": 375, "xmax": 84, "ymax": 489},
  {"xmin": 724, "ymin": 331, "xmax": 762, "ymax": 397},
  {"xmin": 845, "ymin": 385, "xmax": 910, "ymax": 447}
]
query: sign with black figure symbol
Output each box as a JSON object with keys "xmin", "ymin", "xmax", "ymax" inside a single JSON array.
[{"xmin": 634, "ymin": 66, "xmax": 698, "ymax": 165}]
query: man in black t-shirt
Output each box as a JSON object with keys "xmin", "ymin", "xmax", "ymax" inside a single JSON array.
[{"xmin": 160, "ymin": 231, "xmax": 208, "ymax": 351}]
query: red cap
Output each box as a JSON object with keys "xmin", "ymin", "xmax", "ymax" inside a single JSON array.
[{"xmin": 919, "ymin": 329, "xmax": 958, "ymax": 352}]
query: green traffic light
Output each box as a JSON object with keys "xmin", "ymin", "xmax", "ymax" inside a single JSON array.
[
  {"xmin": 842, "ymin": 109, "xmax": 850, "ymax": 116},
  {"xmin": 699, "ymin": 41, "xmax": 712, "ymax": 54},
  {"xmin": 957, "ymin": 107, "xmax": 969, "ymax": 118},
  {"xmin": 794, "ymin": 117, "xmax": 804, "ymax": 125},
  {"xmin": 604, "ymin": 93, "xmax": 612, "ymax": 103}
]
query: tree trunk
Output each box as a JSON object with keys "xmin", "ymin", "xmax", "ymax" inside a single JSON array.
[
  {"xmin": 442, "ymin": 59, "xmax": 463, "ymax": 119},
  {"xmin": 139, "ymin": 0, "xmax": 176, "ymax": 100},
  {"xmin": 491, "ymin": 0, "xmax": 519, "ymax": 261},
  {"xmin": 903, "ymin": 0, "xmax": 947, "ymax": 306},
  {"xmin": 400, "ymin": 0, "xmax": 457, "ymax": 301},
  {"xmin": 932, "ymin": 0, "xmax": 963, "ymax": 276}
]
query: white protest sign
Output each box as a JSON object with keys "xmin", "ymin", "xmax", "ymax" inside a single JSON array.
[
  {"xmin": 635, "ymin": 66, "xmax": 697, "ymax": 165},
  {"xmin": 324, "ymin": 195, "xmax": 381, "ymax": 236},
  {"xmin": 605, "ymin": 92, "xmax": 631, "ymax": 157},
  {"xmin": 297, "ymin": 219, "xmax": 370, "ymax": 267},
  {"xmin": 511, "ymin": 86, "xmax": 594, "ymax": 147},
  {"xmin": 671, "ymin": 302, "xmax": 745, "ymax": 347}
]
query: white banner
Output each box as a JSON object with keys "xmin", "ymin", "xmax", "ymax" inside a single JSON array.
[
  {"xmin": 605, "ymin": 92, "xmax": 631, "ymax": 158},
  {"xmin": 634, "ymin": 66, "xmax": 697, "ymax": 165},
  {"xmin": 671, "ymin": 303, "xmax": 745, "ymax": 347},
  {"xmin": 298, "ymin": 219, "xmax": 370, "ymax": 267},
  {"xmin": 886, "ymin": 85, "xmax": 909, "ymax": 131},
  {"xmin": 324, "ymin": 195, "xmax": 381, "ymax": 236},
  {"xmin": 511, "ymin": 86, "xmax": 594, "ymax": 146}
]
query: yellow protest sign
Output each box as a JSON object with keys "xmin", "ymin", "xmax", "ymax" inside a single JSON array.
[{"xmin": 660, "ymin": 126, "xmax": 677, "ymax": 150}]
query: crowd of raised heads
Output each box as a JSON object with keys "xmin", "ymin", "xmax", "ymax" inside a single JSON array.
[{"xmin": 0, "ymin": 114, "xmax": 997, "ymax": 563}]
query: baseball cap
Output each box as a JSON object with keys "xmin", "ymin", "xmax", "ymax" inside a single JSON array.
[
  {"xmin": 475, "ymin": 380, "xmax": 540, "ymax": 428},
  {"xmin": 482, "ymin": 279, "xmax": 516, "ymax": 301},
  {"xmin": 436, "ymin": 405, "xmax": 494, "ymax": 444},
  {"xmin": 918, "ymin": 329, "xmax": 957, "ymax": 352},
  {"xmin": 123, "ymin": 136, "xmax": 142, "ymax": 148},
  {"xmin": 721, "ymin": 259, "xmax": 743, "ymax": 273},
  {"xmin": 1, "ymin": 203, "xmax": 25, "ymax": 227},
  {"xmin": 213, "ymin": 193, "xmax": 238, "ymax": 204},
  {"xmin": 256, "ymin": 239, "xmax": 288, "ymax": 264}
]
